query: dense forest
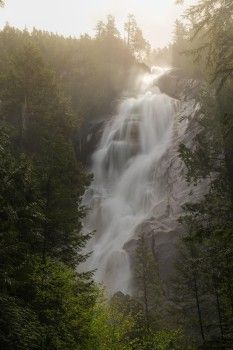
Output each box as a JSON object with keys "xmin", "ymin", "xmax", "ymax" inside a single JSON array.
[{"xmin": 0, "ymin": 0, "xmax": 233, "ymax": 349}]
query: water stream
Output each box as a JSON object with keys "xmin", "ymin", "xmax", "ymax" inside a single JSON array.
[{"xmin": 83, "ymin": 67, "xmax": 178, "ymax": 294}]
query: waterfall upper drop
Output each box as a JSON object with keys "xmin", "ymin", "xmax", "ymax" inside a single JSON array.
[{"xmin": 83, "ymin": 67, "xmax": 178, "ymax": 294}]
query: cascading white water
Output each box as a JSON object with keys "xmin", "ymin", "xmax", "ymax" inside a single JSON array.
[{"xmin": 83, "ymin": 67, "xmax": 178, "ymax": 294}]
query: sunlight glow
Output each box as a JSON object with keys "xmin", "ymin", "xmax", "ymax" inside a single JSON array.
[{"xmin": 0, "ymin": 0, "xmax": 197, "ymax": 47}]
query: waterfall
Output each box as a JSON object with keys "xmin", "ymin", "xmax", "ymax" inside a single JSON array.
[{"xmin": 83, "ymin": 67, "xmax": 178, "ymax": 294}]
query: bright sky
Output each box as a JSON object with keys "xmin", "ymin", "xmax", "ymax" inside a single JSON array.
[{"xmin": 0, "ymin": 0, "xmax": 196, "ymax": 48}]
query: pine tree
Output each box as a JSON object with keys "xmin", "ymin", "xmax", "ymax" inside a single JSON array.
[
  {"xmin": 133, "ymin": 234, "xmax": 167, "ymax": 335},
  {"xmin": 124, "ymin": 14, "xmax": 150, "ymax": 61},
  {"xmin": 0, "ymin": 42, "xmax": 96, "ymax": 350},
  {"xmin": 95, "ymin": 20, "xmax": 105, "ymax": 38},
  {"xmin": 87, "ymin": 289, "xmax": 134, "ymax": 350},
  {"xmin": 185, "ymin": 0, "xmax": 233, "ymax": 87},
  {"xmin": 105, "ymin": 15, "xmax": 120, "ymax": 38},
  {"xmin": 176, "ymin": 93, "xmax": 233, "ymax": 348}
]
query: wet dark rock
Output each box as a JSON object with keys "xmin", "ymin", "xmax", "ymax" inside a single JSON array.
[
  {"xmin": 79, "ymin": 70, "xmax": 207, "ymax": 291},
  {"xmin": 74, "ymin": 119, "xmax": 106, "ymax": 166},
  {"xmin": 124, "ymin": 71, "xmax": 207, "ymax": 287},
  {"xmin": 156, "ymin": 69, "xmax": 202, "ymax": 101}
]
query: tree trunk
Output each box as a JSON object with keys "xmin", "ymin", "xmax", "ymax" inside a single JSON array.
[
  {"xmin": 212, "ymin": 276, "xmax": 224, "ymax": 341},
  {"xmin": 220, "ymin": 113, "xmax": 233, "ymax": 210},
  {"xmin": 42, "ymin": 175, "xmax": 52, "ymax": 263},
  {"xmin": 192, "ymin": 270, "xmax": 206, "ymax": 344},
  {"xmin": 225, "ymin": 255, "xmax": 233, "ymax": 318},
  {"xmin": 142, "ymin": 252, "xmax": 150, "ymax": 332}
]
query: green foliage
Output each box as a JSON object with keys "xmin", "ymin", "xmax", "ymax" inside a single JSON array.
[
  {"xmin": 175, "ymin": 192, "xmax": 233, "ymax": 346},
  {"xmin": 0, "ymin": 16, "xmax": 141, "ymax": 349},
  {"xmin": 176, "ymin": 85, "xmax": 233, "ymax": 348},
  {"xmin": 184, "ymin": 0, "xmax": 233, "ymax": 88},
  {"xmin": 124, "ymin": 14, "xmax": 150, "ymax": 61},
  {"xmin": 147, "ymin": 46, "xmax": 172, "ymax": 67},
  {"xmin": 0, "ymin": 28, "xmax": 96, "ymax": 349},
  {"xmin": 95, "ymin": 14, "xmax": 120, "ymax": 39},
  {"xmin": 1, "ymin": 2, "xmax": 232, "ymax": 349},
  {"xmin": 134, "ymin": 234, "xmax": 166, "ymax": 330},
  {"xmin": 0, "ymin": 296, "xmax": 42, "ymax": 350},
  {"xmin": 151, "ymin": 329, "xmax": 185, "ymax": 350},
  {"xmin": 87, "ymin": 290, "xmax": 135, "ymax": 350},
  {"xmin": 0, "ymin": 15, "xmax": 143, "ymax": 349},
  {"xmin": 0, "ymin": 121, "xmax": 95, "ymax": 349},
  {"xmin": 174, "ymin": 4, "xmax": 233, "ymax": 347},
  {"xmin": 29, "ymin": 257, "xmax": 96, "ymax": 350},
  {"xmin": 87, "ymin": 290, "xmax": 188, "ymax": 350},
  {"xmin": 171, "ymin": 2, "xmax": 233, "ymax": 348},
  {"xmin": 0, "ymin": 22, "xmax": 135, "ymax": 124},
  {"xmin": 171, "ymin": 19, "xmax": 205, "ymax": 78},
  {"xmin": 129, "ymin": 234, "xmax": 187, "ymax": 349},
  {"xmin": 172, "ymin": 0, "xmax": 233, "ymax": 84}
]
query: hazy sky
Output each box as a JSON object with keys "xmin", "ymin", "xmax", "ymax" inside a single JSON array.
[{"xmin": 0, "ymin": 0, "xmax": 196, "ymax": 48}]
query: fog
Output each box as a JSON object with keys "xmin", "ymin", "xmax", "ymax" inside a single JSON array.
[{"xmin": 0, "ymin": 0, "xmax": 196, "ymax": 47}]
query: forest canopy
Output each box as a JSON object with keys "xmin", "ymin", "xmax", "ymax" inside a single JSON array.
[{"xmin": 0, "ymin": 1, "xmax": 233, "ymax": 349}]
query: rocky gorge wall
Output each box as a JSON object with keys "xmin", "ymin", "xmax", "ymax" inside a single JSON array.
[
  {"xmin": 79, "ymin": 69, "xmax": 207, "ymax": 290},
  {"xmin": 125, "ymin": 71, "xmax": 206, "ymax": 284}
]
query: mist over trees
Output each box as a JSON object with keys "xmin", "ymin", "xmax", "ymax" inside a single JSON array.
[
  {"xmin": 0, "ymin": 1, "xmax": 233, "ymax": 349},
  {"xmin": 168, "ymin": 0, "xmax": 233, "ymax": 348},
  {"xmin": 0, "ymin": 11, "xmax": 152, "ymax": 349}
]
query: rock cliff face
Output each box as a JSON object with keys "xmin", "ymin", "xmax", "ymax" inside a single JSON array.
[
  {"xmin": 75, "ymin": 63, "xmax": 150, "ymax": 166},
  {"xmin": 125, "ymin": 71, "xmax": 206, "ymax": 283},
  {"xmin": 82, "ymin": 69, "xmax": 206, "ymax": 290}
]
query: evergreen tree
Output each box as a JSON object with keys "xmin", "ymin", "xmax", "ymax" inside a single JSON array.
[
  {"xmin": 133, "ymin": 233, "xmax": 169, "ymax": 349},
  {"xmin": 105, "ymin": 15, "xmax": 120, "ymax": 38},
  {"xmin": 87, "ymin": 289, "xmax": 134, "ymax": 350},
  {"xmin": 184, "ymin": 0, "xmax": 233, "ymax": 88},
  {"xmin": 0, "ymin": 41, "xmax": 96, "ymax": 350},
  {"xmin": 176, "ymin": 81, "xmax": 233, "ymax": 349},
  {"xmin": 95, "ymin": 20, "xmax": 105, "ymax": 38},
  {"xmin": 173, "ymin": 2, "xmax": 233, "ymax": 345},
  {"xmin": 124, "ymin": 14, "xmax": 137, "ymax": 47},
  {"xmin": 124, "ymin": 14, "xmax": 150, "ymax": 61}
]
